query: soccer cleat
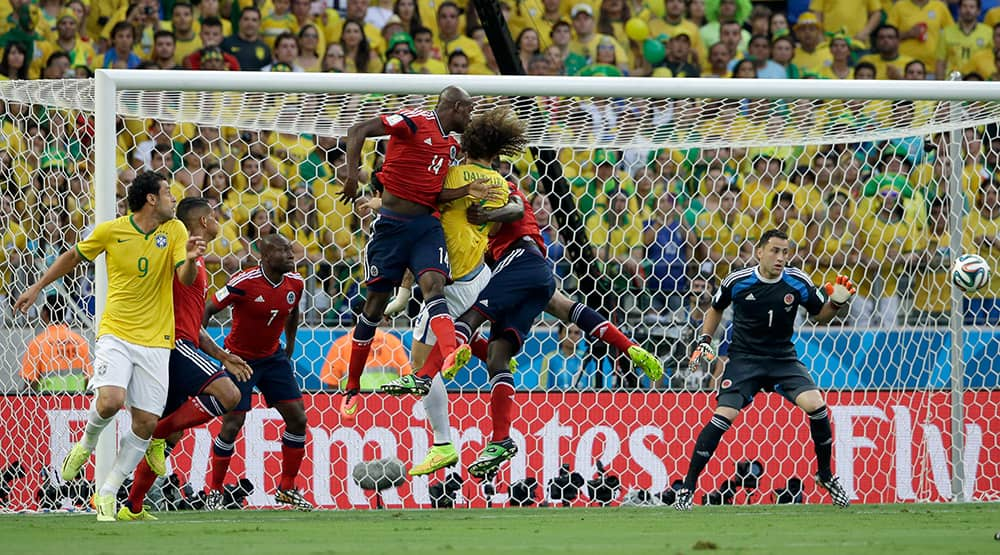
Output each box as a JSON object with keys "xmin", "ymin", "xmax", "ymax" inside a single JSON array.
[
  {"xmin": 145, "ymin": 438, "xmax": 167, "ymax": 477},
  {"xmin": 94, "ymin": 493, "xmax": 116, "ymax": 522},
  {"xmin": 673, "ymin": 488, "xmax": 693, "ymax": 511},
  {"xmin": 340, "ymin": 389, "xmax": 360, "ymax": 424},
  {"xmin": 409, "ymin": 443, "xmax": 459, "ymax": 476},
  {"xmin": 204, "ymin": 489, "xmax": 225, "ymax": 511},
  {"xmin": 117, "ymin": 504, "xmax": 158, "ymax": 521},
  {"xmin": 441, "ymin": 344, "xmax": 472, "ymax": 380},
  {"xmin": 275, "ymin": 488, "xmax": 314, "ymax": 511},
  {"xmin": 468, "ymin": 438, "xmax": 518, "ymax": 478},
  {"xmin": 628, "ymin": 345, "xmax": 663, "ymax": 381},
  {"xmin": 816, "ymin": 474, "xmax": 850, "ymax": 508},
  {"xmin": 380, "ymin": 374, "xmax": 432, "ymax": 397},
  {"xmin": 61, "ymin": 442, "xmax": 92, "ymax": 481}
]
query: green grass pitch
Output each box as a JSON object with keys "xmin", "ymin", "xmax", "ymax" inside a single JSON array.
[{"xmin": 3, "ymin": 504, "xmax": 997, "ymax": 554}]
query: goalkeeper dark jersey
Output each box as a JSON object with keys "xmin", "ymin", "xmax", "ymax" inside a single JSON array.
[{"xmin": 712, "ymin": 265, "xmax": 825, "ymax": 361}]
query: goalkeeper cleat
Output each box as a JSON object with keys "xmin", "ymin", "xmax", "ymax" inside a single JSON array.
[
  {"xmin": 340, "ymin": 389, "xmax": 360, "ymax": 424},
  {"xmin": 628, "ymin": 345, "xmax": 663, "ymax": 381},
  {"xmin": 409, "ymin": 443, "xmax": 459, "ymax": 476},
  {"xmin": 94, "ymin": 493, "xmax": 117, "ymax": 522},
  {"xmin": 441, "ymin": 344, "xmax": 472, "ymax": 380},
  {"xmin": 117, "ymin": 504, "xmax": 158, "ymax": 521},
  {"xmin": 61, "ymin": 442, "xmax": 92, "ymax": 481},
  {"xmin": 468, "ymin": 438, "xmax": 518, "ymax": 478},
  {"xmin": 204, "ymin": 489, "xmax": 225, "ymax": 511},
  {"xmin": 145, "ymin": 438, "xmax": 167, "ymax": 477},
  {"xmin": 673, "ymin": 488, "xmax": 693, "ymax": 511},
  {"xmin": 380, "ymin": 374, "xmax": 432, "ymax": 397},
  {"xmin": 275, "ymin": 488, "xmax": 314, "ymax": 511},
  {"xmin": 816, "ymin": 474, "xmax": 850, "ymax": 508}
]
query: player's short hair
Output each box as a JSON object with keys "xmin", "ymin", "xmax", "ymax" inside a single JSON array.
[
  {"xmin": 128, "ymin": 171, "xmax": 167, "ymax": 212},
  {"xmin": 874, "ymin": 23, "xmax": 899, "ymax": 38},
  {"xmin": 412, "ymin": 26, "xmax": 433, "ymax": 39},
  {"xmin": 172, "ymin": 2, "xmax": 194, "ymax": 15},
  {"xmin": 461, "ymin": 107, "xmax": 528, "ymax": 161},
  {"xmin": 202, "ymin": 16, "xmax": 223, "ymax": 30},
  {"xmin": 853, "ymin": 61, "xmax": 876, "ymax": 78},
  {"xmin": 757, "ymin": 228, "xmax": 788, "ymax": 248},
  {"xmin": 154, "ymin": 29, "xmax": 175, "ymax": 42},
  {"xmin": 176, "ymin": 196, "xmax": 211, "ymax": 228},
  {"xmin": 110, "ymin": 21, "xmax": 133, "ymax": 39},
  {"xmin": 769, "ymin": 191, "xmax": 795, "ymax": 209}
]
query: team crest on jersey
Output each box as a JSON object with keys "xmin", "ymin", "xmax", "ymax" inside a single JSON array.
[
  {"xmin": 386, "ymin": 114, "xmax": 403, "ymax": 126},
  {"xmin": 286, "ymin": 291, "xmax": 295, "ymax": 305},
  {"xmin": 721, "ymin": 379, "xmax": 732, "ymax": 389},
  {"xmin": 783, "ymin": 293, "xmax": 795, "ymax": 305},
  {"xmin": 155, "ymin": 233, "xmax": 168, "ymax": 248}
]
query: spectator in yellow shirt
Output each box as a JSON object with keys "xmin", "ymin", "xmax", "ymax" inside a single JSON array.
[
  {"xmin": 435, "ymin": 0, "xmax": 489, "ymax": 74},
  {"xmin": 963, "ymin": 178, "xmax": 1000, "ymax": 324},
  {"xmin": 792, "ymin": 12, "xmax": 832, "ymax": 74},
  {"xmin": 412, "ymin": 26, "xmax": 447, "ymax": 73},
  {"xmin": 887, "ymin": 0, "xmax": 954, "ymax": 69},
  {"xmin": 936, "ymin": 0, "xmax": 991, "ymax": 79},
  {"xmin": 809, "ymin": 0, "xmax": 882, "ymax": 44},
  {"xmin": 960, "ymin": 22, "xmax": 1000, "ymax": 79},
  {"xmin": 858, "ymin": 24, "xmax": 917, "ymax": 79}
]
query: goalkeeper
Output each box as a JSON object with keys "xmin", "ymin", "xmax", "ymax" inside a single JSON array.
[{"xmin": 674, "ymin": 229, "xmax": 855, "ymax": 511}]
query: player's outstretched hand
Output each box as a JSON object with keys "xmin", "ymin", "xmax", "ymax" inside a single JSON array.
[
  {"xmin": 357, "ymin": 195, "xmax": 382, "ymax": 213},
  {"xmin": 466, "ymin": 177, "xmax": 492, "ymax": 200},
  {"xmin": 384, "ymin": 287, "xmax": 411, "ymax": 317},
  {"xmin": 13, "ymin": 285, "xmax": 40, "ymax": 314},
  {"xmin": 186, "ymin": 235, "xmax": 207, "ymax": 260},
  {"xmin": 688, "ymin": 333, "xmax": 716, "ymax": 374},
  {"xmin": 338, "ymin": 175, "xmax": 360, "ymax": 204},
  {"xmin": 222, "ymin": 353, "xmax": 253, "ymax": 382},
  {"xmin": 824, "ymin": 275, "xmax": 856, "ymax": 308}
]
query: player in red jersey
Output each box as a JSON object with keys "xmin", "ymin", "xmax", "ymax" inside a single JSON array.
[
  {"xmin": 118, "ymin": 197, "xmax": 252, "ymax": 520},
  {"xmin": 203, "ymin": 234, "xmax": 313, "ymax": 510},
  {"xmin": 335, "ymin": 85, "xmax": 478, "ymax": 424}
]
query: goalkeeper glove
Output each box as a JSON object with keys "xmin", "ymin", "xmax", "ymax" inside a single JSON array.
[
  {"xmin": 823, "ymin": 275, "xmax": 857, "ymax": 309},
  {"xmin": 689, "ymin": 334, "xmax": 716, "ymax": 374},
  {"xmin": 384, "ymin": 287, "xmax": 411, "ymax": 317}
]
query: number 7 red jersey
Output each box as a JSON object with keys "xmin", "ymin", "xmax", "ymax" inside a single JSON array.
[
  {"xmin": 209, "ymin": 267, "xmax": 304, "ymax": 360},
  {"xmin": 377, "ymin": 108, "xmax": 460, "ymax": 209}
]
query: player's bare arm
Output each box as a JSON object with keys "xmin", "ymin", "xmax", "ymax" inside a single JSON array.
[
  {"xmin": 13, "ymin": 248, "xmax": 84, "ymax": 313},
  {"xmin": 340, "ymin": 117, "xmax": 387, "ymax": 203},
  {"xmin": 176, "ymin": 234, "xmax": 207, "ymax": 286},
  {"xmin": 284, "ymin": 302, "xmax": 300, "ymax": 359},
  {"xmin": 467, "ymin": 192, "xmax": 525, "ymax": 225},
  {"xmin": 197, "ymin": 328, "xmax": 253, "ymax": 382},
  {"xmin": 437, "ymin": 177, "xmax": 503, "ymax": 204}
]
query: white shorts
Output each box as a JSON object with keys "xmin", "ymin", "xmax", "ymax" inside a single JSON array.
[
  {"xmin": 414, "ymin": 263, "xmax": 492, "ymax": 345},
  {"xmin": 90, "ymin": 334, "xmax": 171, "ymax": 416}
]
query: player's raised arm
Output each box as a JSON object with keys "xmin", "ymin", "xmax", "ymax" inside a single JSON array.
[
  {"xmin": 176, "ymin": 233, "xmax": 207, "ymax": 286},
  {"xmin": 340, "ymin": 117, "xmax": 388, "ymax": 203},
  {"xmin": 13, "ymin": 247, "xmax": 85, "ymax": 313}
]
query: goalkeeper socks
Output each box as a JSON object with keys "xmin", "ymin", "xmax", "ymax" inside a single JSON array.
[
  {"xmin": 570, "ymin": 302, "xmax": 634, "ymax": 354},
  {"xmin": 153, "ymin": 395, "xmax": 225, "ymax": 439},
  {"xmin": 470, "ymin": 332, "xmax": 489, "ymax": 363},
  {"xmin": 423, "ymin": 373, "xmax": 452, "ymax": 444},
  {"xmin": 99, "ymin": 429, "xmax": 150, "ymax": 497},
  {"xmin": 808, "ymin": 406, "xmax": 834, "ymax": 481},
  {"xmin": 279, "ymin": 431, "xmax": 307, "ymax": 490},
  {"xmin": 426, "ymin": 295, "xmax": 457, "ymax": 355},
  {"xmin": 683, "ymin": 414, "xmax": 731, "ymax": 491},
  {"xmin": 209, "ymin": 435, "xmax": 236, "ymax": 491},
  {"xmin": 346, "ymin": 313, "xmax": 379, "ymax": 391},
  {"xmin": 488, "ymin": 372, "xmax": 516, "ymax": 442},
  {"xmin": 127, "ymin": 459, "xmax": 158, "ymax": 512},
  {"xmin": 81, "ymin": 400, "xmax": 114, "ymax": 451}
]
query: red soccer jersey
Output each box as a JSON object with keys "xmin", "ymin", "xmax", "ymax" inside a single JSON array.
[
  {"xmin": 173, "ymin": 256, "xmax": 208, "ymax": 346},
  {"xmin": 488, "ymin": 183, "xmax": 546, "ymax": 263},
  {"xmin": 210, "ymin": 267, "xmax": 304, "ymax": 360},
  {"xmin": 378, "ymin": 108, "xmax": 460, "ymax": 209}
]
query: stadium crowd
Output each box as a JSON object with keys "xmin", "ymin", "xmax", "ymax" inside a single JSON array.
[{"xmin": 2, "ymin": 0, "xmax": 1000, "ymax": 390}]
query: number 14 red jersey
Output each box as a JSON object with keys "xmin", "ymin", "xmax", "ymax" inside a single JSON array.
[{"xmin": 378, "ymin": 108, "xmax": 459, "ymax": 209}]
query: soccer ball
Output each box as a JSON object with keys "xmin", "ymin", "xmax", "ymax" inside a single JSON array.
[{"xmin": 951, "ymin": 254, "xmax": 991, "ymax": 293}]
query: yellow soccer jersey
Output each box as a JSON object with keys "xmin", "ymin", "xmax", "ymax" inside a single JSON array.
[
  {"xmin": 962, "ymin": 210, "xmax": 1000, "ymax": 298},
  {"xmin": 809, "ymin": 0, "xmax": 881, "ymax": 38},
  {"xmin": 855, "ymin": 213, "xmax": 926, "ymax": 298},
  {"xmin": 857, "ymin": 52, "xmax": 918, "ymax": 79},
  {"xmin": 440, "ymin": 164, "xmax": 510, "ymax": 279},
  {"xmin": 887, "ymin": 0, "xmax": 954, "ymax": 67},
  {"xmin": 76, "ymin": 215, "xmax": 188, "ymax": 348},
  {"xmin": 913, "ymin": 229, "xmax": 951, "ymax": 313},
  {"xmin": 937, "ymin": 23, "xmax": 992, "ymax": 76}
]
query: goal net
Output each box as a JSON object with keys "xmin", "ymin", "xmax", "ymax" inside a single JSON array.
[{"xmin": 0, "ymin": 72, "xmax": 998, "ymax": 511}]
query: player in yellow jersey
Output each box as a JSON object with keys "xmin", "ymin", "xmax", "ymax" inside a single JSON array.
[{"xmin": 14, "ymin": 171, "xmax": 205, "ymax": 521}]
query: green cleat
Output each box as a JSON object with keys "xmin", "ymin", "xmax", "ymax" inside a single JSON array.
[
  {"xmin": 628, "ymin": 345, "xmax": 663, "ymax": 382},
  {"xmin": 409, "ymin": 443, "xmax": 459, "ymax": 476},
  {"xmin": 441, "ymin": 344, "xmax": 472, "ymax": 380},
  {"xmin": 468, "ymin": 438, "xmax": 518, "ymax": 478},
  {"xmin": 94, "ymin": 493, "xmax": 116, "ymax": 522},
  {"xmin": 61, "ymin": 442, "xmax": 92, "ymax": 481},
  {"xmin": 145, "ymin": 438, "xmax": 167, "ymax": 477},
  {"xmin": 380, "ymin": 374, "xmax": 432, "ymax": 396},
  {"xmin": 117, "ymin": 504, "xmax": 158, "ymax": 521}
]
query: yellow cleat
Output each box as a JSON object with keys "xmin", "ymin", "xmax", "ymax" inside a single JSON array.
[
  {"xmin": 61, "ymin": 442, "xmax": 92, "ymax": 481},
  {"xmin": 117, "ymin": 504, "xmax": 158, "ymax": 521},
  {"xmin": 94, "ymin": 493, "xmax": 117, "ymax": 522},
  {"xmin": 409, "ymin": 444, "xmax": 459, "ymax": 476},
  {"xmin": 145, "ymin": 438, "xmax": 167, "ymax": 477},
  {"xmin": 628, "ymin": 345, "xmax": 663, "ymax": 382},
  {"xmin": 441, "ymin": 344, "xmax": 472, "ymax": 380}
]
